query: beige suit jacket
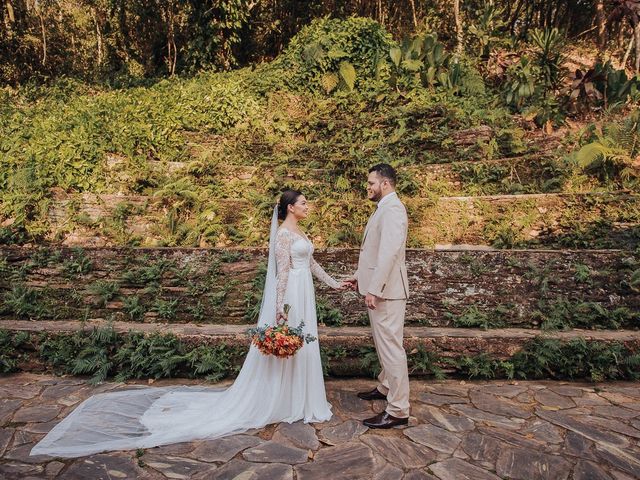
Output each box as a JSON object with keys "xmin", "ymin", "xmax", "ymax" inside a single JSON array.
[{"xmin": 356, "ymin": 193, "xmax": 410, "ymax": 299}]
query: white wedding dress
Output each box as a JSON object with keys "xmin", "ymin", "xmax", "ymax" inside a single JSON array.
[{"xmin": 31, "ymin": 210, "xmax": 337, "ymax": 458}]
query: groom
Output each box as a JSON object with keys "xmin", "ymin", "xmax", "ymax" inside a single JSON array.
[{"xmin": 343, "ymin": 163, "xmax": 410, "ymax": 428}]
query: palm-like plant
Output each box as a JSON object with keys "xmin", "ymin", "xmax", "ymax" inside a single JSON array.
[
  {"xmin": 577, "ymin": 109, "xmax": 640, "ymax": 184},
  {"xmin": 468, "ymin": 2, "xmax": 507, "ymax": 59},
  {"xmin": 529, "ymin": 28, "xmax": 565, "ymax": 92},
  {"xmin": 504, "ymin": 57, "xmax": 537, "ymax": 109}
]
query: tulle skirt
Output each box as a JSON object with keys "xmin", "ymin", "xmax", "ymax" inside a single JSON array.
[{"xmin": 31, "ymin": 267, "xmax": 331, "ymax": 458}]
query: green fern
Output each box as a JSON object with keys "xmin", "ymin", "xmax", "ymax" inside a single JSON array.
[
  {"xmin": 409, "ymin": 345, "xmax": 446, "ymax": 379},
  {"xmin": 359, "ymin": 346, "xmax": 381, "ymax": 378}
]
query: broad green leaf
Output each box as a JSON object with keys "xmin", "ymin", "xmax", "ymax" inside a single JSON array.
[{"xmin": 339, "ymin": 62, "xmax": 356, "ymax": 91}]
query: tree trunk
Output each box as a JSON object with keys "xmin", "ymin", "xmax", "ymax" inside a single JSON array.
[
  {"xmin": 596, "ymin": 0, "xmax": 605, "ymax": 50},
  {"xmin": 5, "ymin": 0, "xmax": 15, "ymax": 23},
  {"xmin": 509, "ymin": 0, "xmax": 525, "ymax": 36},
  {"xmin": 454, "ymin": 0, "xmax": 463, "ymax": 56},
  {"xmin": 623, "ymin": 32, "xmax": 635, "ymax": 68},
  {"xmin": 92, "ymin": 8, "xmax": 103, "ymax": 67},
  {"xmin": 635, "ymin": 23, "xmax": 640, "ymax": 72},
  {"xmin": 38, "ymin": 11, "xmax": 46, "ymax": 66},
  {"xmin": 409, "ymin": 0, "xmax": 418, "ymax": 29}
]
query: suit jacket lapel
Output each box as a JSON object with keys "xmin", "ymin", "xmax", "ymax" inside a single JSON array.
[
  {"xmin": 361, "ymin": 208, "xmax": 377, "ymax": 248},
  {"xmin": 361, "ymin": 194, "xmax": 398, "ymax": 248}
]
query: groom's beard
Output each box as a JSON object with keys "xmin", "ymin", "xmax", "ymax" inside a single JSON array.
[{"xmin": 368, "ymin": 190, "xmax": 382, "ymax": 202}]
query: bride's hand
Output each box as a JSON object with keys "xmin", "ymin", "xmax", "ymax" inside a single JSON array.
[
  {"xmin": 276, "ymin": 311, "xmax": 288, "ymax": 323},
  {"xmin": 341, "ymin": 279, "xmax": 357, "ymax": 291}
]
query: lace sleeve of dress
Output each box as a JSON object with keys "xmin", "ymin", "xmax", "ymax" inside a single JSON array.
[
  {"xmin": 275, "ymin": 229, "xmax": 292, "ymax": 314},
  {"xmin": 310, "ymin": 256, "xmax": 340, "ymax": 289}
]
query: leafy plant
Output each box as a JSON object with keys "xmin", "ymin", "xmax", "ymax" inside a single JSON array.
[
  {"xmin": 467, "ymin": 2, "xmax": 507, "ymax": 59},
  {"xmin": 62, "ymin": 248, "xmax": 93, "ymax": 277},
  {"xmin": 573, "ymin": 264, "xmax": 592, "ymax": 284},
  {"xmin": 152, "ymin": 298, "xmax": 179, "ymax": 321},
  {"xmin": 185, "ymin": 345, "xmax": 233, "ymax": 382},
  {"xmin": 529, "ymin": 28, "xmax": 565, "ymax": 92},
  {"xmin": 389, "ymin": 33, "xmax": 459, "ymax": 91},
  {"xmin": 512, "ymin": 337, "xmax": 639, "ymax": 381},
  {"xmin": 409, "ymin": 345, "xmax": 446, "ymax": 379},
  {"xmin": 504, "ymin": 57, "xmax": 537, "ymax": 109},
  {"xmin": 0, "ymin": 330, "xmax": 30, "ymax": 373},
  {"xmin": 88, "ymin": 281, "xmax": 120, "ymax": 307},
  {"xmin": 577, "ymin": 109, "xmax": 640, "ymax": 184},
  {"xmin": 453, "ymin": 354, "xmax": 506, "ymax": 379},
  {"xmin": 71, "ymin": 326, "xmax": 119, "ymax": 384},
  {"xmin": 279, "ymin": 17, "xmax": 392, "ymax": 95},
  {"xmin": 359, "ymin": 346, "xmax": 381, "ymax": 378},
  {"xmin": 113, "ymin": 332, "xmax": 186, "ymax": 382},
  {"xmin": 1, "ymin": 284, "xmax": 50, "ymax": 319},
  {"xmin": 244, "ymin": 261, "xmax": 267, "ymax": 323},
  {"xmin": 121, "ymin": 258, "xmax": 173, "ymax": 286},
  {"xmin": 316, "ymin": 297, "xmax": 343, "ymax": 327},
  {"xmin": 447, "ymin": 305, "xmax": 506, "ymax": 329},
  {"xmin": 122, "ymin": 295, "xmax": 146, "ymax": 321}
]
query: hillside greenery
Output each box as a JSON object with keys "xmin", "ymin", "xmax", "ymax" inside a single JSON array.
[{"xmin": 1, "ymin": 16, "xmax": 639, "ymax": 249}]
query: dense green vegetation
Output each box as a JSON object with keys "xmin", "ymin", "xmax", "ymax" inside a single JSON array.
[
  {"xmin": 1, "ymin": 327, "xmax": 638, "ymax": 383},
  {"xmin": 1, "ymin": 15, "xmax": 639, "ymax": 249},
  {"xmin": 3, "ymin": 1, "xmax": 635, "ymax": 85}
]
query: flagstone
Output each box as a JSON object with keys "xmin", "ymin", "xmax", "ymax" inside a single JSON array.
[
  {"xmin": 573, "ymin": 460, "xmax": 614, "ymax": 480},
  {"xmin": 0, "ymin": 399, "xmax": 22, "ymax": 425},
  {"xmin": 418, "ymin": 392, "xmax": 467, "ymax": 406},
  {"xmin": 189, "ymin": 434, "xmax": 261, "ymax": 462},
  {"xmin": 242, "ymin": 440, "xmax": 310, "ymax": 464},
  {"xmin": 595, "ymin": 444, "xmax": 640, "ymax": 477},
  {"xmin": 495, "ymin": 446, "xmax": 572, "ymax": 480},
  {"xmin": 144, "ymin": 454, "xmax": 218, "ymax": 479},
  {"xmin": 404, "ymin": 424, "xmax": 461, "ymax": 454},
  {"xmin": 59, "ymin": 454, "xmax": 139, "ymax": 480},
  {"xmin": 412, "ymin": 404, "xmax": 475, "ymax": 432},
  {"xmin": 451, "ymin": 404, "xmax": 526, "ymax": 430},
  {"xmin": 533, "ymin": 389, "xmax": 576, "ymax": 409},
  {"xmin": 470, "ymin": 391, "xmax": 533, "ymax": 419},
  {"xmin": 592, "ymin": 405, "xmax": 639, "ymax": 420},
  {"xmin": 520, "ymin": 419, "xmax": 564, "ymax": 444},
  {"xmin": 404, "ymin": 470, "xmax": 439, "ymax": 480},
  {"xmin": 547, "ymin": 385, "xmax": 584, "ymax": 397},
  {"xmin": 318, "ymin": 419, "xmax": 368, "ymax": 445},
  {"xmin": 574, "ymin": 392, "xmax": 612, "ymax": 407},
  {"xmin": 12, "ymin": 404, "xmax": 62, "ymax": 424},
  {"xmin": 211, "ymin": 460, "xmax": 293, "ymax": 480},
  {"xmin": 429, "ymin": 458, "xmax": 501, "ymax": 480},
  {"xmin": 272, "ymin": 421, "xmax": 320, "ymax": 450},
  {"xmin": 295, "ymin": 442, "xmax": 375, "ymax": 480},
  {"xmin": 563, "ymin": 430, "xmax": 598, "ymax": 460},
  {"xmin": 478, "ymin": 384, "xmax": 527, "ymax": 398},
  {"xmin": 361, "ymin": 434, "xmax": 436, "ymax": 469}
]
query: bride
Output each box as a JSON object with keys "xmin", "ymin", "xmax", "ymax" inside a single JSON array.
[{"xmin": 32, "ymin": 189, "xmax": 344, "ymax": 458}]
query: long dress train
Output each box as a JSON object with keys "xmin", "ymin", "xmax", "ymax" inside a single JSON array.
[{"xmin": 31, "ymin": 216, "xmax": 338, "ymax": 458}]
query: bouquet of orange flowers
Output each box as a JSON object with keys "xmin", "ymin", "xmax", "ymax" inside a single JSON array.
[{"xmin": 247, "ymin": 305, "xmax": 317, "ymax": 358}]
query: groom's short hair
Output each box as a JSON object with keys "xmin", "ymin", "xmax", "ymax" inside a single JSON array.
[{"xmin": 369, "ymin": 163, "xmax": 397, "ymax": 187}]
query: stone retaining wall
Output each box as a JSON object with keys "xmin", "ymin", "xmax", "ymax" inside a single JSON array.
[{"xmin": 1, "ymin": 247, "xmax": 637, "ymax": 328}]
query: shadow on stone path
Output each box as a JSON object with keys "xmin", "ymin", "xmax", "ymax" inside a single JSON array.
[{"xmin": 1, "ymin": 374, "xmax": 639, "ymax": 479}]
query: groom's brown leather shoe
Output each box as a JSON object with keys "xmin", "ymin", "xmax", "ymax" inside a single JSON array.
[
  {"xmin": 363, "ymin": 411, "xmax": 409, "ymax": 429},
  {"xmin": 357, "ymin": 387, "xmax": 387, "ymax": 401}
]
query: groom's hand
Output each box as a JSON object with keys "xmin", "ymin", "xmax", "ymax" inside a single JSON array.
[
  {"xmin": 365, "ymin": 293, "xmax": 379, "ymax": 310},
  {"xmin": 342, "ymin": 278, "xmax": 357, "ymax": 291}
]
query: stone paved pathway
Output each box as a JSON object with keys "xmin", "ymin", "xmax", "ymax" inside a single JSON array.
[{"xmin": 1, "ymin": 374, "xmax": 639, "ymax": 479}]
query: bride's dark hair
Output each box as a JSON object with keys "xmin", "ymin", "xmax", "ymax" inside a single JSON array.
[{"xmin": 278, "ymin": 189, "xmax": 303, "ymax": 221}]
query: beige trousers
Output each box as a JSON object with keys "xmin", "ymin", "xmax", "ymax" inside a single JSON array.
[{"xmin": 368, "ymin": 298, "xmax": 410, "ymax": 418}]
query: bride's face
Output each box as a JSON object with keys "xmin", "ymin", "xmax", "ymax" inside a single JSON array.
[{"xmin": 288, "ymin": 195, "xmax": 309, "ymax": 220}]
